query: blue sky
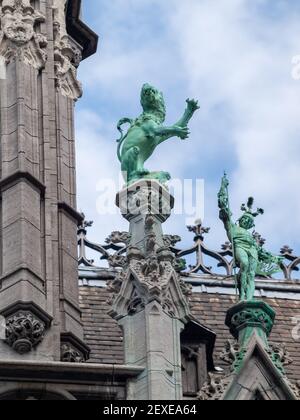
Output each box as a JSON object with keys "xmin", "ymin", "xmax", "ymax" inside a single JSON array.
[{"xmin": 75, "ymin": 0, "xmax": 300, "ymax": 258}]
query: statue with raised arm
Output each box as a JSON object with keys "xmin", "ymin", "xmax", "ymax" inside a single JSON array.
[
  {"xmin": 218, "ymin": 174, "xmax": 283, "ymax": 301},
  {"xmin": 116, "ymin": 83, "xmax": 200, "ymax": 184}
]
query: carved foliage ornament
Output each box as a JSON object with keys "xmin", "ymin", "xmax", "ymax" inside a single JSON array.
[
  {"xmin": 53, "ymin": 0, "xmax": 83, "ymax": 100},
  {"xmin": 268, "ymin": 343, "xmax": 293, "ymax": 375},
  {"xmin": 290, "ymin": 381, "xmax": 300, "ymax": 400},
  {"xmin": 5, "ymin": 311, "xmax": 46, "ymax": 354},
  {"xmin": 61, "ymin": 343, "xmax": 85, "ymax": 363},
  {"xmin": 0, "ymin": 0, "xmax": 47, "ymax": 69},
  {"xmin": 220, "ymin": 339, "xmax": 247, "ymax": 374},
  {"xmin": 198, "ymin": 373, "xmax": 231, "ymax": 401},
  {"xmin": 108, "ymin": 245, "xmax": 192, "ymax": 319}
]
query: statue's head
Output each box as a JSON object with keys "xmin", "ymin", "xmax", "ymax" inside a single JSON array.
[
  {"xmin": 140, "ymin": 84, "xmax": 166, "ymax": 122},
  {"xmin": 238, "ymin": 214, "xmax": 255, "ymax": 230},
  {"xmin": 1, "ymin": 0, "xmax": 36, "ymax": 46},
  {"xmin": 238, "ymin": 197, "xmax": 264, "ymax": 230}
]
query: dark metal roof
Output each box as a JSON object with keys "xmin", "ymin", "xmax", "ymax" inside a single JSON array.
[{"xmin": 66, "ymin": 0, "xmax": 98, "ymax": 60}]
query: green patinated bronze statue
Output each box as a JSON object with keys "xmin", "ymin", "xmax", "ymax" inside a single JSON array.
[
  {"xmin": 116, "ymin": 83, "xmax": 200, "ymax": 184},
  {"xmin": 218, "ymin": 174, "xmax": 283, "ymax": 301}
]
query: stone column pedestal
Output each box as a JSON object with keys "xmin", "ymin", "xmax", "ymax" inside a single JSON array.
[
  {"xmin": 223, "ymin": 300, "xmax": 277, "ymax": 374},
  {"xmin": 110, "ymin": 180, "xmax": 191, "ymax": 400},
  {"xmin": 226, "ymin": 300, "xmax": 276, "ymax": 348}
]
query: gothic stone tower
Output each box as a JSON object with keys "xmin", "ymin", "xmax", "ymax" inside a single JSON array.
[{"xmin": 0, "ymin": 0, "xmax": 97, "ymax": 361}]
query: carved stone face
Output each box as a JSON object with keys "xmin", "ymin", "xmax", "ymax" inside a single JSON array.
[
  {"xmin": 1, "ymin": 2, "xmax": 35, "ymax": 46},
  {"xmin": 140, "ymin": 83, "xmax": 166, "ymax": 121},
  {"xmin": 239, "ymin": 214, "xmax": 255, "ymax": 230}
]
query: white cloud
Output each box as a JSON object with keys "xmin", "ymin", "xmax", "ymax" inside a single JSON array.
[
  {"xmin": 77, "ymin": 0, "xmax": 300, "ymax": 258},
  {"xmin": 76, "ymin": 109, "xmax": 128, "ymax": 246},
  {"xmin": 168, "ymin": 0, "xmax": 300, "ymax": 250}
]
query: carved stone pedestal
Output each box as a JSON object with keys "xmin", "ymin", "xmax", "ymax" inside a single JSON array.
[
  {"xmin": 226, "ymin": 300, "xmax": 276, "ymax": 349},
  {"xmin": 116, "ymin": 179, "xmax": 174, "ymax": 252},
  {"xmin": 198, "ymin": 300, "xmax": 297, "ymax": 400},
  {"xmin": 110, "ymin": 180, "xmax": 191, "ymax": 400}
]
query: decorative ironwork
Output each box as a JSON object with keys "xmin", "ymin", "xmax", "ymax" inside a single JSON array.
[
  {"xmin": 78, "ymin": 216, "xmax": 300, "ymax": 281},
  {"xmin": 78, "ymin": 213, "xmax": 126, "ymax": 268},
  {"xmin": 279, "ymin": 245, "xmax": 300, "ymax": 281}
]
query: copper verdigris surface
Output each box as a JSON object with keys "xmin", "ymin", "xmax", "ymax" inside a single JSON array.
[
  {"xmin": 218, "ymin": 174, "xmax": 283, "ymax": 301},
  {"xmin": 116, "ymin": 83, "xmax": 199, "ymax": 184}
]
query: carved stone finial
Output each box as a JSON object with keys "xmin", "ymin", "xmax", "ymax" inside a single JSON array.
[
  {"xmin": 187, "ymin": 220, "xmax": 210, "ymax": 240},
  {"xmin": 105, "ymin": 231, "xmax": 131, "ymax": 246},
  {"xmin": 78, "ymin": 213, "xmax": 93, "ymax": 232}
]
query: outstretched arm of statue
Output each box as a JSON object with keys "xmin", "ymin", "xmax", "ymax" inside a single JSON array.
[
  {"xmin": 175, "ymin": 99, "xmax": 200, "ymax": 128},
  {"xmin": 218, "ymin": 175, "xmax": 234, "ymax": 232},
  {"xmin": 155, "ymin": 99, "xmax": 199, "ymax": 145}
]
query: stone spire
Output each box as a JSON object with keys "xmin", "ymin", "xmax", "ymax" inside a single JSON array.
[
  {"xmin": 0, "ymin": 0, "xmax": 97, "ymax": 361},
  {"xmin": 109, "ymin": 180, "xmax": 192, "ymax": 400},
  {"xmin": 199, "ymin": 300, "xmax": 298, "ymax": 400}
]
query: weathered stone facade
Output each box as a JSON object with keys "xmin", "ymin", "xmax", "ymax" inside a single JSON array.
[{"xmin": 0, "ymin": 0, "xmax": 97, "ymax": 365}]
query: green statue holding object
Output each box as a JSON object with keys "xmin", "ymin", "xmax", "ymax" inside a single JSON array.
[
  {"xmin": 116, "ymin": 83, "xmax": 200, "ymax": 184},
  {"xmin": 218, "ymin": 174, "xmax": 283, "ymax": 301}
]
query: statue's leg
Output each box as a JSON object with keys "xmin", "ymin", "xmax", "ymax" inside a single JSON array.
[
  {"xmin": 134, "ymin": 155, "xmax": 150, "ymax": 177},
  {"xmin": 121, "ymin": 147, "xmax": 140, "ymax": 182},
  {"xmin": 235, "ymin": 248, "xmax": 249, "ymax": 301},
  {"xmin": 246, "ymin": 257, "xmax": 257, "ymax": 301}
]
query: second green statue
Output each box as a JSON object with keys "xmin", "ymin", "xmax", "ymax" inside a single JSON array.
[{"xmin": 218, "ymin": 174, "xmax": 283, "ymax": 301}]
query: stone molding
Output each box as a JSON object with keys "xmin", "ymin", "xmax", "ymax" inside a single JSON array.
[
  {"xmin": 0, "ymin": 171, "xmax": 46, "ymax": 196},
  {"xmin": 58, "ymin": 201, "xmax": 84, "ymax": 225},
  {"xmin": 66, "ymin": 0, "xmax": 98, "ymax": 60}
]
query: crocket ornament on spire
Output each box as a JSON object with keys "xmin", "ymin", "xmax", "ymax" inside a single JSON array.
[
  {"xmin": 218, "ymin": 174, "xmax": 283, "ymax": 301},
  {"xmin": 116, "ymin": 83, "xmax": 200, "ymax": 185}
]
